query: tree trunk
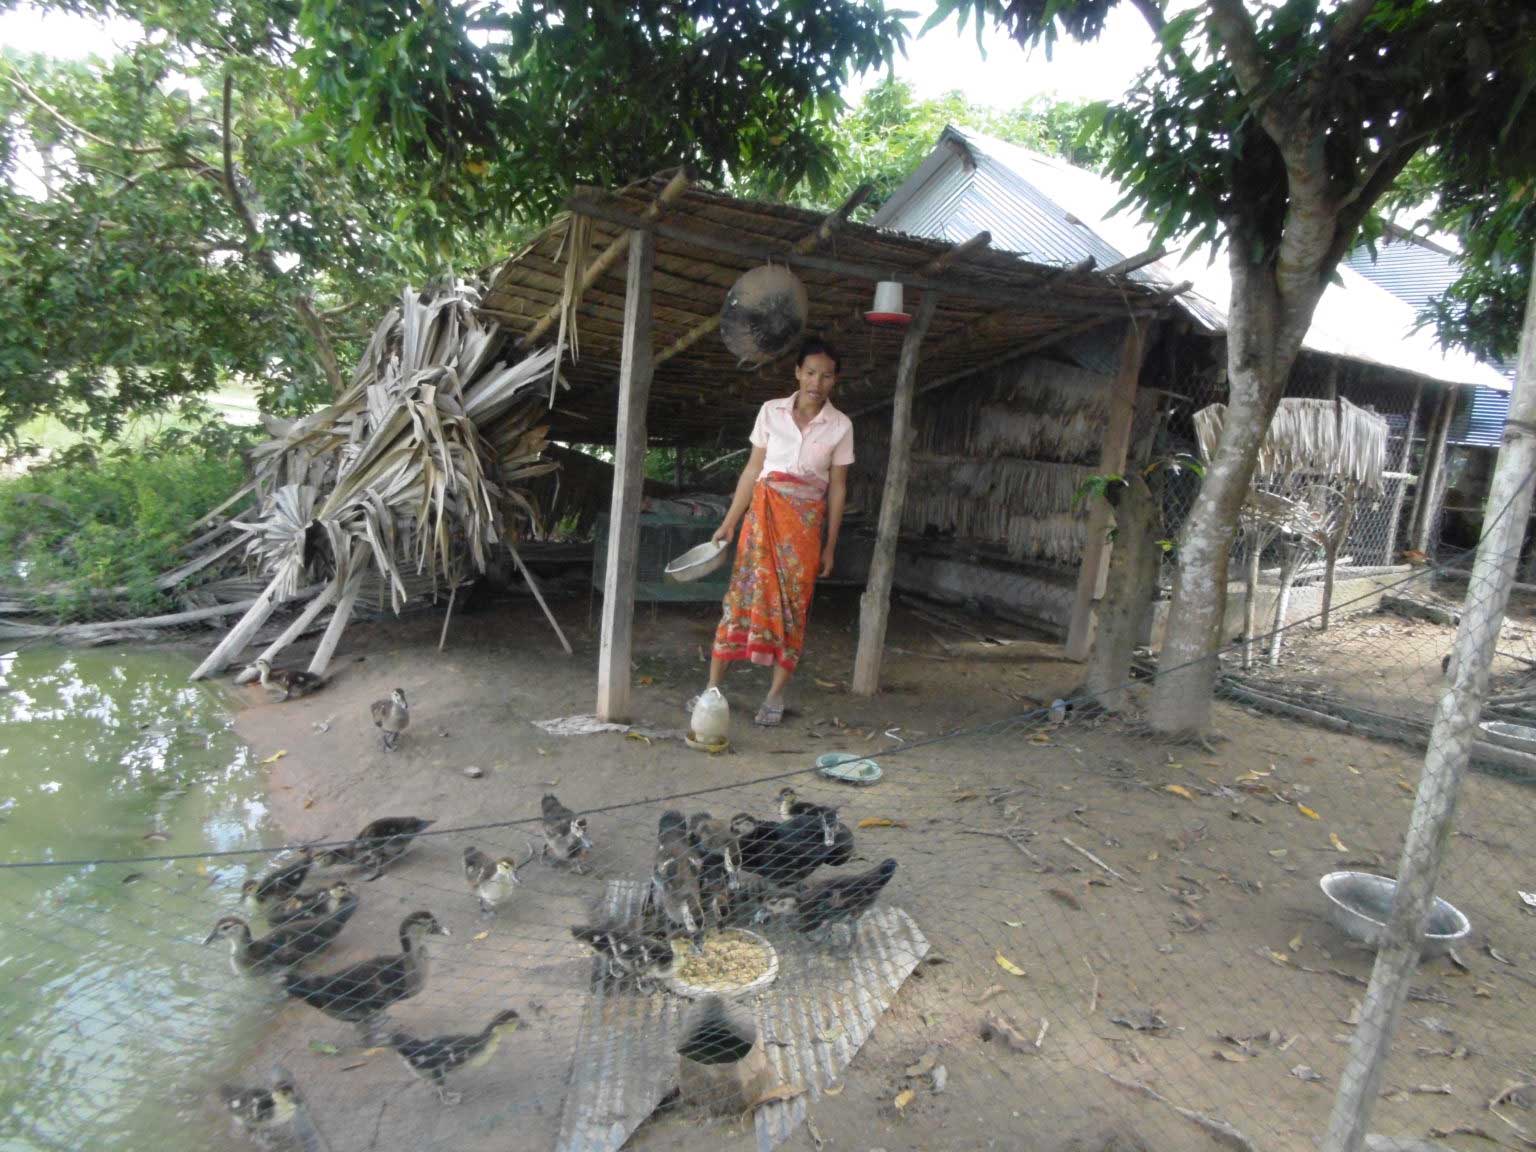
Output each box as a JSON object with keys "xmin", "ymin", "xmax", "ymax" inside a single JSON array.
[
  {"xmin": 1084, "ymin": 473, "xmax": 1158, "ymax": 709},
  {"xmin": 1150, "ymin": 243, "xmax": 1325, "ymax": 735}
]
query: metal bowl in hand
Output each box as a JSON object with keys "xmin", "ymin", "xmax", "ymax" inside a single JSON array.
[{"xmin": 665, "ymin": 540, "xmax": 730, "ymax": 583}]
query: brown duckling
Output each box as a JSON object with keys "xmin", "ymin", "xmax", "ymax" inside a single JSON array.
[
  {"xmin": 540, "ymin": 793, "xmax": 592, "ymax": 870},
  {"xmin": 283, "ymin": 910, "xmax": 449, "ymax": 1041},
  {"xmin": 570, "ymin": 923, "xmax": 676, "ymax": 989},
  {"xmin": 265, "ymin": 880, "xmax": 355, "ymax": 929},
  {"xmin": 255, "ymin": 657, "xmax": 325, "ymax": 702},
  {"xmin": 204, "ymin": 898, "xmax": 353, "ymax": 976},
  {"xmin": 388, "ymin": 1008, "xmax": 522, "ymax": 1104},
  {"xmin": 718, "ymin": 871, "xmax": 798, "ymax": 929},
  {"xmin": 318, "ymin": 816, "xmax": 435, "ymax": 880},
  {"xmin": 462, "ymin": 841, "xmax": 535, "ymax": 918},
  {"xmin": 370, "ymin": 688, "xmax": 409, "ymax": 750},
  {"xmin": 776, "ymin": 786, "xmax": 839, "ymax": 831},
  {"xmin": 241, "ymin": 847, "xmax": 314, "ymax": 911}
]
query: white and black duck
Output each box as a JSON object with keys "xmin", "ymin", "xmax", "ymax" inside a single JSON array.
[{"xmin": 388, "ymin": 1008, "xmax": 522, "ymax": 1104}]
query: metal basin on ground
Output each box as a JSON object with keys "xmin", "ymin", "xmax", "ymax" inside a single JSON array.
[{"xmin": 1319, "ymin": 871, "xmax": 1471, "ymax": 958}]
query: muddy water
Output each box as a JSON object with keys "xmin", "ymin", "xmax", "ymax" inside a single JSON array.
[{"xmin": 0, "ymin": 647, "xmax": 274, "ymax": 1151}]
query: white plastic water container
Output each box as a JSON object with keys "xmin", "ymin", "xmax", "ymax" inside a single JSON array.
[{"xmin": 690, "ymin": 687, "xmax": 731, "ymax": 745}]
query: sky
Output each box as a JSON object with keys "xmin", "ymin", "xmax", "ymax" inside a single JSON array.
[{"xmin": 0, "ymin": 2, "xmax": 1159, "ymax": 109}]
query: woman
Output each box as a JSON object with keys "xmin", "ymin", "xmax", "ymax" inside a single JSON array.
[{"xmin": 698, "ymin": 338, "xmax": 853, "ymax": 727}]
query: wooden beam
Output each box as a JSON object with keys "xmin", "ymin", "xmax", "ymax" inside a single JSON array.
[
  {"xmin": 1100, "ymin": 247, "xmax": 1166, "ymax": 277},
  {"xmin": 566, "ymin": 197, "xmax": 1166, "ymax": 318},
  {"xmin": 1066, "ymin": 319, "xmax": 1150, "ymax": 662},
  {"xmin": 519, "ymin": 171, "xmax": 687, "ymax": 350},
  {"xmin": 596, "ymin": 229, "xmax": 656, "ymax": 722},
  {"xmin": 1410, "ymin": 386, "xmax": 1456, "ymax": 553},
  {"xmin": 653, "ymin": 183, "xmax": 873, "ymax": 367},
  {"xmin": 851, "ymin": 292, "xmax": 939, "ymax": 697},
  {"xmin": 1382, "ymin": 379, "xmax": 1423, "ymax": 565}
]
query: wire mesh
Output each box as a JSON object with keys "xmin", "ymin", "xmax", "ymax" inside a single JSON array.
[{"xmin": 3, "ymin": 493, "xmax": 1535, "ymax": 1152}]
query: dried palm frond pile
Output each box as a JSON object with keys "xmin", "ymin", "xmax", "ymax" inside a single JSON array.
[
  {"xmin": 188, "ymin": 281, "xmax": 561, "ymax": 681},
  {"xmin": 1194, "ymin": 398, "xmax": 1388, "ymax": 492}
]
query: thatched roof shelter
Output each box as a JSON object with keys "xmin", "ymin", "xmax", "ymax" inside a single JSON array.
[
  {"xmin": 480, "ymin": 175, "xmax": 1180, "ymax": 445},
  {"xmin": 1194, "ymin": 397, "xmax": 1390, "ymax": 492}
]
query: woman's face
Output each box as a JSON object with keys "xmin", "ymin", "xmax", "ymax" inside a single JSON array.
[{"xmin": 795, "ymin": 353, "xmax": 838, "ymax": 405}]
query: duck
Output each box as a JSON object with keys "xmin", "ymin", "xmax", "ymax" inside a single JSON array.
[
  {"xmin": 370, "ymin": 688, "xmax": 409, "ymax": 750},
  {"xmin": 793, "ymin": 858, "xmax": 898, "ymax": 944},
  {"xmin": 318, "ymin": 816, "xmax": 435, "ymax": 880},
  {"xmin": 649, "ymin": 839, "xmax": 705, "ymax": 943},
  {"xmin": 776, "ymin": 786, "xmax": 839, "ymax": 831},
  {"xmin": 203, "ymin": 899, "xmax": 353, "ymax": 976},
  {"xmin": 540, "ymin": 793, "xmax": 592, "ymax": 871},
  {"xmin": 462, "ymin": 841, "xmax": 536, "ymax": 918},
  {"xmin": 388, "ymin": 1008, "xmax": 522, "ymax": 1104},
  {"xmin": 282, "ymin": 911, "xmax": 450, "ymax": 1041},
  {"xmin": 570, "ymin": 923, "xmax": 676, "ymax": 989},
  {"xmin": 731, "ymin": 810, "xmax": 854, "ymax": 886},
  {"xmin": 255, "ymin": 657, "xmax": 325, "ymax": 702},
  {"xmin": 240, "ymin": 847, "xmax": 314, "ymax": 911},
  {"xmin": 687, "ymin": 812, "xmax": 741, "ymax": 885},
  {"xmin": 265, "ymin": 880, "xmax": 356, "ymax": 929},
  {"xmin": 717, "ymin": 870, "xmax": 798, "ymax": 929},
  {"xmin": 220, "ymin": 1080, "xmax": 297, "ymax": 1135}
]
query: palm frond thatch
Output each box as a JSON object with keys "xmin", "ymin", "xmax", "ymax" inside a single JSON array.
[{"xmin": 1194, "ymin": 397, "xmax": 1389, "ymax": 491}]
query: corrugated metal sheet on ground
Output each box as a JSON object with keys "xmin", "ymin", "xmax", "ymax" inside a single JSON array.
[{"xmin": 555, "ymin": 880, "xmax": 929, "ymax": 1152}]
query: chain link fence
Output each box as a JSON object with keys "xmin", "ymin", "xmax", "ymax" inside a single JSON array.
[{"xmin": 2, "ymin": 474, "xmax": 1534, "ymax": 1152}]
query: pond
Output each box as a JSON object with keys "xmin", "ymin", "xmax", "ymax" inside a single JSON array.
[{"xmin": 0, "ymin": 646, "xmax": 274, "ymax": 1151}]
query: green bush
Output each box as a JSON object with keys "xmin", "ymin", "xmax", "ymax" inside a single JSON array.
[{"xmin": 0, "ymin": 430, "xmax": 250, "ymax": 620}]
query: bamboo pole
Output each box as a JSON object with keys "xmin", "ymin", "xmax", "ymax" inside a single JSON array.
[
  {"xmin": 852, "ymin": 292, "xmax": 939, "ymax": 696},
  {"xmin": 596, "ymin": 229, "xmax": 655, "ymax": 721},
  {"xmin": 1382, "ymin": 381, "xmax": 1422, "ymax": 564},
  {"xmin": 508, "ymin": 539, "xmax": 573, "ymax": 656},
  {"xmin": 306, "ymin": 556, "xmax": 370, "ymax": 678},
  {"xmin": 1323, "ymin": 246, "xmax": 1536, "ymax": 1152},
  {"xmin": 255, "ymin": 581, "xmax": 339, "ymax": 666}
]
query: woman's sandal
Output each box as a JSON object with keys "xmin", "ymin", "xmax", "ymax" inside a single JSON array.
[{"xmin": 753, "ymin": 700, "xmax": 785, "ymax": 727}]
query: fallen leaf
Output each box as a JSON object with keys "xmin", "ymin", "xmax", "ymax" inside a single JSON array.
[
  {"xmin": 261, "ymin": 749, "xmax": 288, "ymax": 764},
  {"xmin": 309, "ymin": 1040, "xmax": 340, "ymax": 1056},
  {"xmin": 1163, "ymin": 784, "xmax": 1196, "ymax": 801},
  {"xmin": 1213, "ymin": 1049, "xmax": 1250, "ymax": 1063},
  {"xmin": 893, "ymin": 1087, "xmax": 915, "ymax": 1112},
  {"xmin": 1343, "ymin": 1000, "xmax": 1362, "ymax": 1026},
  {"xmin": 813, "ymin": 678, "xmax": 841, "ymax": 690},
  {"xmin": 745, "ymin": 1083, "xmax": 806, "ymax": 1114},
  {"xmin": 1410, "ymin": 1083, "xmax": 1454, "ymax": 1095},
  {"xmin": 121, "ymin": 872, "xmax": 143, "ymax": 885},
  {"xmin": 822, "ymin": 1081, "xmax": 844, "ymax": 1097},
  {"xmin": 1268, "ymin": 848, "xmax": 1289, "ymax": 858},
  {"xmin": 1047, "ymin": 887, "xmax": 1083, "ymax": 912},
  {"xmin": 1288, "ymin": 933, "xmax": 1303, "ymax": 952},
  {"xmin": 194, "ymin": 861, "xmax": 208, "ymax": 876},
  {"xmin": 623, "ymin": 731, "xmax": 652, "ymax": 745},
  {"xmin": 995, "ymin": 951, "xmax": 1027, "ymax": 977},
  {"xmin": 1265, "ymin": 950, "xmax": 1290, "ymax": 967},
  {"xmin": 1346, "ymin": 765, "xmax": 1361, "ymax": 775},
  {"xmin": 1002, "ymin": 919, "xmax": 1024, "ymax": 928},
  {"xmin": 1395, "ymin": 779, "xmax": 1415, "ymax": 794},
  {"xmin": 1486, "ymin": 944, "xmax": 1516, "ymax": 966},
  {"xmin": 1430, "ymin": 1125, "xmax": 1495, "ymax": 1141},
  {"xmin": 143, "ymin": 831, "xmax": 169, "ymax": 843},
  {"xmin": 1329, "ymin": 832, "xmax": 1348, "ymax": 852},
  {"xmin": 472, "ymin": 930, "xmax": 490, "ymax": 942},
  {"xmin": 858, "ymin": 817, "xmax": 908, "ymax": 829},
  {"xmin": 338, "ymin": 1060, "xmax": 370, "ymax": 1072},
  {"xmin": 1290, "ymin": 1065, "xmax": 1325, "ymax": 1084},
  {"xmin": 1111, "ymin": 1010, "xmax": 1171, "ymax": 1034},
  {"xmin": 1297, "ymin": 804, "xmax": 1320, "ymax": 820},
  {"xmin": 952, "ymin": 791, "xmax": 979, "ymax": 802},
  {"xmin": 972, "ymin": 984, "xmax": 1005, "ymax": 1004},
  {"xmin": 979, "ymin": 1013, "xmax": 1034, "ymax": 1052}
]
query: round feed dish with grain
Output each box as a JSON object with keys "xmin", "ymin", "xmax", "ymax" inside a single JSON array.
[{"xmin": 669, "ymin": 929, "xmax": 778, "ymax": 998}]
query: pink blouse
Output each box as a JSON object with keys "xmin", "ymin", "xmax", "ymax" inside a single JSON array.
[{"xmin": 748, "ymin": 397, "xmax": 855, "ymax": 486}]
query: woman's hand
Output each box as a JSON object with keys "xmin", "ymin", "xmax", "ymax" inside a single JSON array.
[
  {"xmin": 712, "ymin": 519, "xmax": 736, "ymax": 545},
  {"xmin": 820, "ymin": 544, "xmax": 836, "ymax": 578}
]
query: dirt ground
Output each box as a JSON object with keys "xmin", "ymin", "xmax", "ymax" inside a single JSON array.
[{"xmin": 222, "ymin": 585, "xmax": 1536, "ymax": 1152}]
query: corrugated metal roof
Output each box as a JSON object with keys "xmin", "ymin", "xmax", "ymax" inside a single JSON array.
[
  {"xmin": 873, "ymin": 127, "xmax": 1511, "ymax": 394},
  {"xmin": 1451, "ymin": 386, "xmax": 1512, "ymax": 449},
  {"xmin": 1344, "ymin": 239, "xmax": 1460, "ymax": 312}
]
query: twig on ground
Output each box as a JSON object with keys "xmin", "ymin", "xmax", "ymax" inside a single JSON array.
[
  {"xmin": 960, "ymin": 827, "xmax": 1042, "ymax": 864},
  {"xmin": 1061, "ymin": 836, "xmax": 1128, "ymax": 882},
  {"xmin": 1084, "ymin": 955, "xmax": 1099, "ymax": 1016},
  {"xmin": 1098, "ymin": 1068, "xmax": 1257, "ymax": 1152}
]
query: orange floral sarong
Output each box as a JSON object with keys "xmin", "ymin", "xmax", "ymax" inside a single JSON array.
[{"xmin": 712, "ymin": 472, "xmax": 826, "ymax": 671}]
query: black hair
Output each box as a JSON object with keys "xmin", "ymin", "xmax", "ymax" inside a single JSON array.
[{"xmin": 795, "ymin": 337, "xmax": 840, "ymax": 373}]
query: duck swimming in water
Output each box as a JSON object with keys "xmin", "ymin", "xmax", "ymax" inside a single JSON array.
[
  {"xmin": 283, "ymin": 910, "xmax": 449, "ymax": 1041},
  {"xmin": 388, "ymin": 1008, "xmax": 522, "ymax": 1104}
]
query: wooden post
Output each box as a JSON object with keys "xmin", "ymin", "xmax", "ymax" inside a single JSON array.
[
  {"xmin": 1083, "ymin": 471, "xmax": 1159, "ymax": 708},
  {"xmin": 306, "ymin": 555, "xmax": 370, "ymax": 677},
  {"xmin": 1410, "ymin": 387, "xmax": 1456, "ymax": 554},
  {"xmin": 1066, "ymin": 319, "xmax": 1147, "ymax": 661},
  {"xmin": 1322, "ymin": 244, "xmax": 1536, "ymax": 1152},
  {"xmin": 1382, "ymin": 380, "xmax": 1422, "ymax": 564},
  {"xmin": 851, "ymin": 292, "xmax": 939, "ymax": 697},
  {"xmin": 596, "ymin": 229, "xmax": 654, "ymax": 721}
]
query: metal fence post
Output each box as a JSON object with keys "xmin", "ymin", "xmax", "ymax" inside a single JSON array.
[{"xmin": 1322, "ymin": 247, "xmax": 1536, "ymax": 1152}]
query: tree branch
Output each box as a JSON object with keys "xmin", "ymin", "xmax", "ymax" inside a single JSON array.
[
  {"xmin": 1, "ymin": 66, "xmax": 166, "ymax": 157},
  {"xmin": 1327, "ymin": 0, "xmax": 1380, "ymax": 52},
  {"xmin": 1126, "ymin": 0, "xmax": 1166, "ymax": 36},
  {"xmin": 1205, "ymin": 0, "xmax": 1295, "ymax": 147}
]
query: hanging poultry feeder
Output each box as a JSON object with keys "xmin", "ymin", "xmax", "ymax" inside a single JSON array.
[
  {"xmin": 865, "ymin": 280, "xmax": 912, "ymax": 328},
  {"xmin": 719, "ymin": 264, "xmax": 808, "ymax": 366}
]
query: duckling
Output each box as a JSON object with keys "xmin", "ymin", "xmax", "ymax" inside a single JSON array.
[
  {"xmin": 241, "ymin": 847, "xmax": 314, "ymax": 911},
  {"xmin": 462, "ymin": 841, "xmax": 536, "ymax": 918},
  {"xmin": 793, "ymin": 858, "xmax": 898, "ymax": 946},
  {"xmin": 318, "ymin": 816, "xmax": 435, "ymax": 880},
  {"xmin": 687, "ymin": 812, "xmax": 741, "ymax": 886},
  {"xmin": 776, "ymin": 787, "xmax": 839, "ymax": 836},
  {"xmin": 283, "ymin": 911, "xmax": 450, "ymax": 1041},
  {"xmin": 733, "ymin": 810, "xmax": 855, "ymax": 886},
  {"xmin": 388, "ymin": 1008, "xmax": 522, "ymax": 1104},
  {"xmin": 370, "ymin": 688, "xmax": 409, "ymax": 750},
  {"xmin": 255, "ymin": 657, "xmax": 325, "ymax": 702},
  {"xmin": 220, "ymin": 1080, "xmax": 297, "ymax": 1137},
  {"xmin": 203, "ymin": 902, "xmax": 351, "ymax": 976},
  {"xmin": 266, "ymin": 881, "xmax": 359, "ymax": 938},
  {"xmin": 650, "ymin": 842, "xmax": 705, "ymax": 942},
  {"xmin": 570, "ymin": 923, "xmax": 676, "ymax": 989},
  {"xmin": 540, "ymin": 793, "xmax": 592, "ymax": 871},
  {"xmin": 717, "ymin": 871, "xmax": 798, "ymax": 929}
]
